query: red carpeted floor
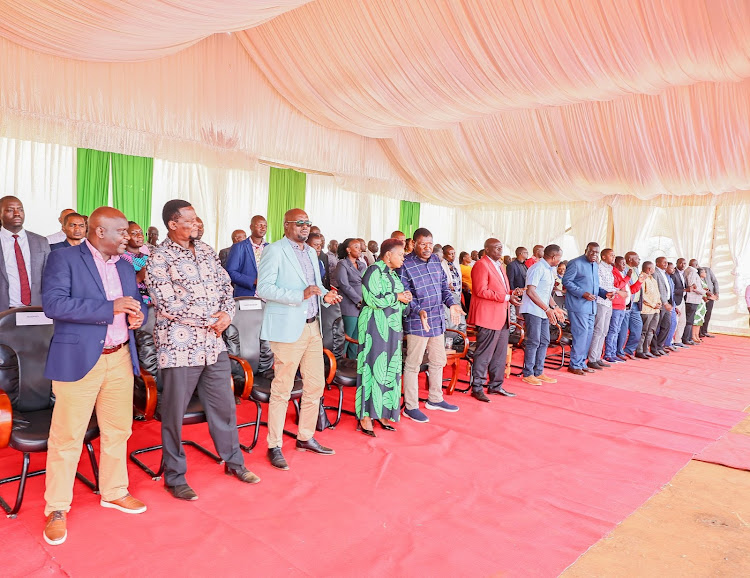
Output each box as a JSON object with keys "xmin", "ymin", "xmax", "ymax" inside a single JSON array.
[{"xmin": 1, "ymin": 335, "xmax": 749, "ymax": 577}]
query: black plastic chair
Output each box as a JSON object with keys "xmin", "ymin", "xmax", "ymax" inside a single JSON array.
[
  {"xmin": 224, "ymin": 297, "xmax": 302, "ymax": 452},
  {"xmin": 129, "ymin": 314, "xmax": 223, "ymax": 480},
  {"xmin": 320, "ymin": 303, "xmax": 358, "ymax": 428},
  {"xmin": 545, "ymin": 318, "xmax": 572, "ymax": 370},
  {"xmin": 0, "ymin": 307, "xmax": 99, "ymax": 517}
]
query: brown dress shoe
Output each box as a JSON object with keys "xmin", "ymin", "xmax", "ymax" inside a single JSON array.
[
  {"xmin": 44, "ymin": 510, "xmax": 67, "ymax": 545},
  {"xmin": 521, "ymin": 375, "xmax": 543, "ymax": 386},
  {"xmin": 101, "ymin": 493, "xmax": 147, "ymax": 514},
  {"xmin": 225, "ymin": 465, "xmax": 261, "ymax": 484},
  {"xmin": 567, "ymin": 368, "xmax": 586, "ymax": 375},
  {"xmin": 537, "ymin": 374, "xmax": 558, "ymax": 384}
]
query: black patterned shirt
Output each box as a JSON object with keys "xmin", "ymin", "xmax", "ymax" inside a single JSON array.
[{"xmin": 146, "ymin": 238, "xmax": 235, "ymax": 368}]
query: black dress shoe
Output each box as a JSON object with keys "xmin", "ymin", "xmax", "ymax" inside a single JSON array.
[
  {"xmin": 703, "ymin": 333, "xmax": 715, "ymax": 338},
  {"xmin": 645, "ymin": 352, "xmax": 656, "ymax": 358},
  {"xmin": 635, "ymin": 352, "xmax": 650, "ymax": 359},
  {"xmin": 659, "ymin": 348, "xmax": 670, "ymax": 355},
  {"xmin": 650, "ymin": 350, "xmax": 663, "ymax": 357},
  {"xmin": 471, "ymin": 389, "xmax": 491, "ymax": 403},
  {"xmin": 682, "ymin": 339, "xmax": 695, "ymax": 346},
  {"xmin": 165, "ymin": 483, "xmax": 198, "ymax": 501},
  {"xmin": 597, "ymin": 360, "xmax": 611, "ymax": 368},
  {"xmin": 296, "ymin": 438, "xmax": 335, "ymax": 455},
  {"xmin": 376, "ymin": 420, "xmax": 397, "ymax": 432},
  {"xmin": 587, "ymin": 361, "xmax": 603, "ymax": 370},
  {"xmin": 568, "ymin": 368, "xmax": 586, "ymax": 375},
  {"xmin": 267, "ymin": 447, "xmax": 290, "ymax": 470},
  {"xmin": 487, "ymin": 386, "xmax": 516, "ymax": 397},
  {"xmin": 225, "ymin": 465, "xmax": 261, "ymax": 484},
  {"xmin": 356, "ymin": 422, "xmax": 376, "ymax": 437}
]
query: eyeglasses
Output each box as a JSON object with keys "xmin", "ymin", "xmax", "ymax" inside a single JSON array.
[{"xmin": 285, "ymin": 220, "xmax": 313, "ymax": 227}]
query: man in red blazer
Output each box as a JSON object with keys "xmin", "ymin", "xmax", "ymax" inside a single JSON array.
[{"xmin": 468, "ymin": 238, "xmax": 521, "ymax": 402}]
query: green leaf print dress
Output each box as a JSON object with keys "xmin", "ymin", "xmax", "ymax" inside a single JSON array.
[{"xmin": 355, "ymin": 261, "xmax": 406, "ymax": 421}]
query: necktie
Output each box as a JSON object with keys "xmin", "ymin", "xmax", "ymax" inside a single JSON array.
[{"xmin": 12, "ymin": 234, "xmax": 31, "ymax": 306}]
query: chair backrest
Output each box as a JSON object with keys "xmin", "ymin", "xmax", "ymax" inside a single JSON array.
[
  {"xmin": 227, "ymin": 297, "xmax": 265, "ymax": 373},
  {"xmin": 320, "ymin": 302, "xmax": 345, "ymax": 359},
  {"xmin": 0, "ymin": 307, "xmax": 54, "ymax": 412}
]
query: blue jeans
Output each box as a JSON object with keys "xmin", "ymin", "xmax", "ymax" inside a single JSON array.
[
  {"xmin": 604, "ymin": 308, "xmax": 626, "ymax": 360},
  {"xmin": 523, "ymin": 313, "xmax": 550, "ymax": 377},
  {"xmin": 620, "ymin": 307, "xmax": 643, "ymax": 355},
  {"xmin": 667, "ymin": 309, "xmax": 677, "ymax": 347},
  {"xmin": 569, "ymin": 310, "xmax": 596, "ymax": 369}
]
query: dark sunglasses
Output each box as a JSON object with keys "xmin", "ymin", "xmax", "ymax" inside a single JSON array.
[{"xmin": 285, "ymin": 220, "xmax": 313, "ymax": 227}]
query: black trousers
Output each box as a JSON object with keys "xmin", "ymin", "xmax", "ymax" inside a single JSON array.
[
  {"xmin": 683, "ymin": 303, "xmax": 698, "ymax": 342},
  {"xmin": 700, "ymin": 299, "xmax": 715, "ymax": 336},
  {"xmin": 160, "ymin": 352, "xmax": 245, "ymax": 486},
  {"xmin": 471, "ymin": 325, "xmax": 509, "ymax": 390},
  {"xmin": 654, "ymin": 308, "xmax": 672, "ymax": 350}
]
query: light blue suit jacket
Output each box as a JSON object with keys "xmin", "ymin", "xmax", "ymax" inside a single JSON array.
[
  {"xmin": 256, "ymin": 237, "xmax": 329, "ymax": 343},
  {"xmin": 562, "ymin": 254, "xmax": 608, "ymax": 315}
]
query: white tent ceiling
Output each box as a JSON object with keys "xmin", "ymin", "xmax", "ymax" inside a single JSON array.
[{"xmin": 1, "ymin": 0, "xmax": 750, "ymax": 206}]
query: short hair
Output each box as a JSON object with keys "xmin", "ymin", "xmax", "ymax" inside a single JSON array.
[
  {"xmin": 478, "ymin": 249, "xmax": 486, "ymax": 258},
  {"xmin": 667, "ymin": 261, "xmax": 674, "ymax": 267},
  {"xmin": 586, "ymin": 242, "xmax": 600, "ymax": 250},
  {"xmin": 64, "ymin": 212, "xmax": 85, "ymax": 226},
  {"xmin": 412, "ymin": 227, "xmax": 432, "ymax": 241},
  {"xmin": 642, "ymin": 261, "xmax": 654, "ymax": 271},
  {"xmin": 543, "ymin": 244, "xmax": 562, "ymax": 258},
  {"xmin": 515, "ymin": 246, "xmax": 527, "ymax": 257},
  {"xmin": 615, "ymin": 255, "xmax": 625, "ymax": 264},
  {"xmin": 390, "ymin": 230, "xmax": 404, "ymax": 238},
  {"xmin": 379, "ymin": 238, "xmax": 405, "ymax": 260},
  {"xmin": 601, "ymin": 248, "xmax": 614, "ymax": 258},
  {"xmin": 433, "ymin": 244, "xmax": 442, "ymax": 252},
  {"xmin": 162, "ymin": 199, "xmax": 192, "ymax": 227},
  {"xmin": 697, "ymin": 267, "xmax": 706, "ymax": 275},
  {"xmin": 307, "ymin": 232, "xmax": 323, "ymax": 243},
  {"xmin": 443, "ymin": 244, "xmax": 454, "ymax": 252},
  {"xmin": 624, "ymin": 251, "xmax": 637, "ymax": 262}
]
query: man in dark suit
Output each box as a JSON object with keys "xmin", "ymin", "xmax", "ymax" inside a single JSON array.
[
  {"xmin": 0, "ymin": 196, "xmax": 50, "ymax": 310},
  {"xmin": 41, "ymin": 207, "xmax": 148, "ymax": 546},
  {"xmin": 218, "ymin": 229, "xmax": 247, "ymax": 268},
  {"xmin": 652, "ymin": 256, "xmax": 674, "ymax": 355},
  {"xmin": 507, "ymin": 246, "xmax": 529, "ymax": 291},
  {"xmin": 225, "ymin": 215, "xmax": 268, "ymax": 296},
  {"xmin": 50, "ymin": 212, "xmax": 86, "ymax": 251},
  {"xmin": 671, "ymin": 258, "xmax": 688, "ymax": 348},
  {"xmin": 306, "ymin": 232, "xmax": 329, "ymax": 289}
]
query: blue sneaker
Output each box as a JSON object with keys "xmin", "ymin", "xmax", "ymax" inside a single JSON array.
[
  {"xmin": 403, "ymin": 408, "xmax": 429, "ymax": 423},
  {"xmin": 424, "ymin": 400, "xmax": 459, "ymax": 412}
]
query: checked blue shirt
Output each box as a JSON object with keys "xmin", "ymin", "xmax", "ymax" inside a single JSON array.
[{"xmin": 400, "ymin": 252, "xmax": 458, "ymax": 337}]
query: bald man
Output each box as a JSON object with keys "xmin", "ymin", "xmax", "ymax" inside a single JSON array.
[
  {"xmin": 219, "ymin": 229, "xmax": 247, "ymax": 269},
  {"xmin": 42, "ymin": 207, "xmax": 149, "ymax": 545},
  {"xmin": 47, "ymin": 208, "xmax": 76, "ymax": 244}
]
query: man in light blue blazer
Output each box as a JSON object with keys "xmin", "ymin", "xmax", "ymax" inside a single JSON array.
[
  {"xmin": 256, "ymin": 208, "xmax": 342, "ymax": 471},
  {"xmin": 562, "ymin": 242, "xmax": 613, "ymax": 375}
]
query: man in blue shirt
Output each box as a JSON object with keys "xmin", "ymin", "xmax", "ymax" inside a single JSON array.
[
  {"xmin": 400, "ymin": 228, "xmax": 464, "ymax": 423},
  {"xmin": 519, "ymin": 244, "xmax": 566, "ymax": 385},
  {"xmin": 562, "ymin": 242, "xmax": 614, "ymax": 375}
]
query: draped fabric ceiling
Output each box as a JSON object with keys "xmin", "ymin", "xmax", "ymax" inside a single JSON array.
[{"xmin": 2, "ymin": 0, "xmax": 750, "ymax": 206}]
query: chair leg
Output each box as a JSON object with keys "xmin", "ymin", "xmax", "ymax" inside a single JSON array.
[
  {"xmin": 0, "ymin": 452, "xmax": 31, "ymax": 518},
  {"xmin": 238, "ymin": 401, "xmax": 263, "ymax": 453},
  {"xmin": 323, "ymin": 385, "xmax": 344, "ymax": 428},
  {"xmin": 84, "ymin": 442, "xmax": 100, "ymax": 493}
]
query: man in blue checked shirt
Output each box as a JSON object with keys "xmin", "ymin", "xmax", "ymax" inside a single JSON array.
[{"xmin": 400, "ymin": 228, "xmax": 464, "ymax": 423}]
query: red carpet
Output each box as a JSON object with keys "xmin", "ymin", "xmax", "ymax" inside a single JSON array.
[
  {"xmin": 695, "ymin": 432, "xmax": 750, "ymax": 471},
  {"xmin": 1, "ymin": 336, "xmax": 749, "ymax": 577}
]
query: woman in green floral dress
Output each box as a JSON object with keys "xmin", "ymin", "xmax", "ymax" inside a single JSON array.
[{"xmin": 356, "ymin": 239, "xmax": 412, "ymax": 436}]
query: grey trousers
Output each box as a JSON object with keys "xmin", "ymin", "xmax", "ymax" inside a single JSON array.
[
  {"xmin": 637, "ymin": 314, "xmax": 659, "ymax": 354},
  {"xmin": 160, "ymin": 352, "xmax": 245, "ymax": 486},
  {"xmin": 655, "ymin": 308, "xmax": 672, "ymax": 350},
  {"xmin": 588, "ymin": 305, "xmax": 612, "ymax": 362},
  {"xmin": 471, "ymin": 325, "xmax": 509, "ymax": 390}
]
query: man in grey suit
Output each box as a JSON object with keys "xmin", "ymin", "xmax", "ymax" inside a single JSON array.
[
  {"xmin": 0, "ymin": 196, "xmax": 50, "ymax": 310},
  {"xmin": 652, "ymin": 257, "xmax": 674, "ymax": 355},
  {"xmin": 689, "ymin": 258, "xmax": 718, "ymax": 338}
]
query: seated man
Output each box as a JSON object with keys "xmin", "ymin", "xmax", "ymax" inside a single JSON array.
[
  {"xmin": 50, "ymin": 212, "xmax": 86, "ymax": 250},
  {"xmin": 636, "ymin": 261, "xmax": 662, "ymax": 359}
]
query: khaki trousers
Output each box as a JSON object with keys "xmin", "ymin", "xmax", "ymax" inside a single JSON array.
[
  {"xmin": 44, "ymin": 347, "xmax": 133, "ymax": 515},
  {"xmin": 403, "ymin": 334, "xmax": 446, "ymax": 410},
  {"xmin": 267, "ymin": 320, "xmax": 325, "ymax": 448},
  {"xmin": 674, "ymin": 301, "xmax": 687, "ymax": 344}
]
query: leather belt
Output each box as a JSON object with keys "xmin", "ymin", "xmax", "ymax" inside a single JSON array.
[
  {"xmin": 306, "ymin": 316, "xmax": 318, "ymax": 324},
  {"xmin": 102, "ymin": 340, "xmax": 129, "ymax": 355}
]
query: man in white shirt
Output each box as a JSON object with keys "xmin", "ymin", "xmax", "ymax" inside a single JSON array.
[
  {"xmin": 46, "ymin": 208, "xmax": 76, "ymax": 245},
  {"xmin": 0, "ymin": 196, "xmax": 51, "ymax": 310}
]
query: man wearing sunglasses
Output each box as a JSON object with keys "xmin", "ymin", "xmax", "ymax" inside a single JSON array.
[{"xmin": 256, "ymin": 208, "xmax": 343, "ymax": 470}]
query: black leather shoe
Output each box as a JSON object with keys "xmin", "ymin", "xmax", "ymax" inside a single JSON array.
[
  {"xmin": 296, "ymin": 438, "xmax": 335, "ymax": 455},
  {"xmin": 597, "ymin": 360, "xmax": 611, "ymax": 368},
  {"xmin": 650, "ymin": 350, "xmax": 662, "ymax": 357},
  {"xmin": 635, "ymin": 352, "xmax": 649, "ymax": 359},
  {"xmin": 267, "ymin": 447, "xmax": 290, "ymax": 470},
  {"xmin": 356, "ymin": 421, "xmax": 376, "ymax": 437},
  {"xmin": 659, "ymin": 348, "xmax": 670, "ymax": 355},
  {"xmin": 165, "ymin": 483, "xmax": 198, "ymax": 501},
  {"xmin": 471, "ymin": 389, "xmax": 491, "ymax": 403},
  {"xmin": 225, "ymin": 465, "xmax": 261, "ymax": 484},
  {"xmin": 568, "ymin": 367, "xmax": 586, "ymax": 375},
  {"xmin": 645, "ymin": 352, "xmax": 656, "ymax": 358},
  {"xmin": 703, "ymin": 333, "xmax": 715, "ymax": 338},
  {"xmin": 376, "ymin": 420, "xmax": 397, "ymax": 432},
  {"xmin": 487, "ymin": 386, "xmax": 516, "ymax": 397},
  {"xmin": 587, "ymin": 361, "xmax": 603, "ymax": 370}
]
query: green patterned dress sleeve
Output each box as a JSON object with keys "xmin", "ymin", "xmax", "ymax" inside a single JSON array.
[{"xmin": 355, "ymin": 261, "xmax": 406, "ymax": 422}]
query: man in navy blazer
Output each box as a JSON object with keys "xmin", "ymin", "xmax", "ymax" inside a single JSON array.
[
  {"xmin": 41, "ymin": 207, "xmax": 148, "ymax": 546},
  {"xmin": 562, "ymin": 242, "xmax": 613, "ymax": 375},
  {"xmin": 225, "ymin": 215, "xmax": 268, "ymax": 296}
]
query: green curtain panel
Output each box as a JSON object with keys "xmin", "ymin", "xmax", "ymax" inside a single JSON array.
[
  {"xmin": 111, "ymin": 152, "xmax": 153, "ymax": 230},
  {"xmin": 76, "ymin": 148, "xmax": 110, "ymax": 218},
  {"xmin": 267, "ymin": 167, "xmax": 307, "ymax": 242},
  {"xmin": 398, "ymin": 200, "xmax": 421, "ymax": 237}
]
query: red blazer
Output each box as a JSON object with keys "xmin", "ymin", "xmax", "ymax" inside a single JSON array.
[{"xmin": 468, "ymin": 256, "xmax": 512, "ymax": 331}]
